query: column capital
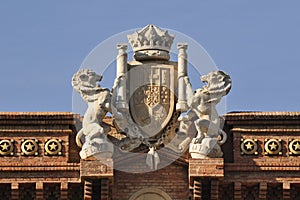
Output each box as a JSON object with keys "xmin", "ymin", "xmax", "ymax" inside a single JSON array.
[
  {"xmin": 177, "ymin": 43, "xmax": 188, "ymax": 50},
  {"xmin": 117, "ymin": 43, "xmax": 128, "ymax": 51}
]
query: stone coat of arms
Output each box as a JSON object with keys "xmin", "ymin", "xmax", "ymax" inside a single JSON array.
[{"xmin": 72, "ymin": 24, "xmax": 232, "ymax": 169}]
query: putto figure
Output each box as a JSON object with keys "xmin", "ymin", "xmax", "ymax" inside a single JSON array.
[
  {"xmin": 72, "ymin": 69, "xmax": 113, "ymax": 159},
  {"xmin": 179, "ymin": 70, "xmax": 232, "ymax": 158}
]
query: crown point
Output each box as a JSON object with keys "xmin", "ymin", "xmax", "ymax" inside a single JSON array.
[{"xmin": 127, "ymin": 24, "xmax": 175, "ymax": 61}]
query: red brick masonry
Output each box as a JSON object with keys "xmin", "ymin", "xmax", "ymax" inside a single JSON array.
[{"xmin": 1, "ymin": 112, "xmax": 300, "ymax": 199}]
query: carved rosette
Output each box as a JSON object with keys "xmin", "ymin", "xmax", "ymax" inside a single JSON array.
[
  {"xmin": 0, "ymin": 139, "xmax": 14, "ymax": 156},
  {"xmin": 240, "ymin": 139, "xmax": 258, "ymax": 155},
  {"xmin": 21, "ymin": 139, "xmax": 39, "ymax": 156},
  {"xmin": 289, "ymin": 139, "xmax": 300, "ymax": 155},
  {"xmin": 264, "ymin": 139, "xmax": 282, "ymax": 155},
  {"xmin": 45, "ymin": 139, "xmax": 62, "ymax": 156}
]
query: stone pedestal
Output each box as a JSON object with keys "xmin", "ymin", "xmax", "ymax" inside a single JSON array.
[
  {"xmin": 80, "ymin": 139, "xmax": 114, "ymax": 160},
  {"xmin": 189, "ymin": 138, "xmax": 223, "ymax": 159}
]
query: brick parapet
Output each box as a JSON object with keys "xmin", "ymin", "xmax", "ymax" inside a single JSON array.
[{"xmin": 0, "ymin": 112, "xmax": 82, "ymax": 188}]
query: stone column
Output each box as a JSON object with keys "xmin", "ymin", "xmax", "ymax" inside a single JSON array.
[
  {"xmin": 11, "ymin": 182, "xmax": 19, "ymax": 200},
  {"xmin": 61, "ymin": 182, "xmax": 68, "ymax": 200},
  {"xmin": 283, "ymin": 182, "xmax": 290, "ymax": 200},
  {"xmin": 211, "ymin": 180, "xmax": 219, "ymax": 200},
  {"xmin": 259, "ymin": 182, "xmax": 267, "ymax": 200},
  {"xmin": 84, "ymin": 180, "xmax": 93, "ymax": 200},
  {"xmin": 176, "ymin": 43, "xmax": 188, "ymax": 112},
  {"xmin": 234, "ymin": 182, "xmax": 242, "ymax": 200},
  {"xmin": 116, "ymin": 43, "xmax": 128, "ymax": 111},
  {"xmin": 36, "ymin": 182, "xmax": 43, "ymax": 200}
]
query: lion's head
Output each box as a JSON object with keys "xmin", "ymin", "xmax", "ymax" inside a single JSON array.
[
  {"xmin": 72, "ymin": 69, "xmax": 108, "ymax": 102},
  {"xmin": 72, "ymin": 69, "xmax": 102, "ymax": 92},
  {"xmin": 201, "ymin": 70, "xmax": 232, "ymax": 103}
]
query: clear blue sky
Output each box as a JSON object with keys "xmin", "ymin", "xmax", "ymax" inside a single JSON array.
[{"xmin": 1, "ymin": 1, "xmax": 300, "ymax": 113}]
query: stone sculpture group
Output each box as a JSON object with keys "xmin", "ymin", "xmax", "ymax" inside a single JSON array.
[{"xmin": 72, "ymin": 24, "xmax": 232, "ymax": 167}]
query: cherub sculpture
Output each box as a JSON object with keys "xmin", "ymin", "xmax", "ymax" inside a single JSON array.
[
  {"xmin": 179, "ymin": 70, "xmax": 232, "ymax": 158},
  {"xmin": 72, "ymin": 69, "xmax": 113, "ymax": 159}
]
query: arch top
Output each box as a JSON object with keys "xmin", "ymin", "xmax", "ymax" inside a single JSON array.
[{"xmin": 129, "ymin": 188, "xmax": 172, "ymax": 200}]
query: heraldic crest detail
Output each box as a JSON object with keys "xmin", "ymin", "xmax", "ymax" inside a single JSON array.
[{"xmin": 72, "ymin": 24, "xmax": 232, "ymax": 169}]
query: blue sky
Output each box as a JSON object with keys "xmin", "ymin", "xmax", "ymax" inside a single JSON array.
[{"xmin": 0, "ymin": 1, "xmax": 300, "ymax": 113}]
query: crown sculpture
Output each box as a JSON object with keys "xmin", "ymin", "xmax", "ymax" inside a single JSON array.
[
  {"xmin": 72, "ymin": 24, "xmax": 232, "ymax": 169},
  {"xmin": 127, "ymin": 24, "xmax": 174, "ymax": 61}
]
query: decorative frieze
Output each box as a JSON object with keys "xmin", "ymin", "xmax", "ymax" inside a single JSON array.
[
  {"xmin": 0, "ymin": 138, "xmax": 64, "ymax": 156},
  {"xmin": 240, "ymin": 138, "xmax": 300, "ymax": 156}
]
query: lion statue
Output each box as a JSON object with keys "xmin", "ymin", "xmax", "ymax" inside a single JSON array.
[
  {"xmin": 72, "ymin": 69, "xmax": 113, "ymax": 159},
  {"xmin": 178, "ymin": 70, "xmax": 232, "ymax": 158}
]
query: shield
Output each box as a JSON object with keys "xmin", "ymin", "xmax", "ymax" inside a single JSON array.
[{"xmin": 128, "ymin": 63, "xmax": 176, "ymax": 138}]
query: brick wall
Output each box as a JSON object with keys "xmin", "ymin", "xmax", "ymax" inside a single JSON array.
[
  {"xmin": 113, "ymin": 162, "xmax": 190, "ymax": 200},
  {"xmin": 0, "ymin": 112, "xmax": 82, "ymax": 188}
]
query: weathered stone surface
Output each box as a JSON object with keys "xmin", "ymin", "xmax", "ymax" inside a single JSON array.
[
  {"xmin": 72, "ymin": 69, "xmax": 114, "ymax": 159},
  {"xmin": 127, "ymin": 24, "xmax": 174, "ymax": 61},
  {"xmin": 180, "ymin": 71, "xmax": 232, "ymax": 158}
]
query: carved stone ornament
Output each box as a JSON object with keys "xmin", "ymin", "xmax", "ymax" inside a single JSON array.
[
  {"xmin": 73, "ymin": 24, "xmax": 233, "ymax": 167},
  {"xmin": 112, "ymin": 25, "xmax": 187, "ymax": 169},
  {"xmin": 44, "ymin": 139, "xmax": 62, "ymax": 156},
  {"xmin": 0, "ymin": 139, "xmax": 14, "ymax": 156},
  {"xmin": 127, "ymin": 24, "xmax": 175, "ymax": 61},
  {"xmin": 264, "ymin": 139, "xmax": 282, "ymax": 155},
  {"xmin": 21, "ymin": 139, "xmax": 39, "ymax": 156},
  {"xmin": 180, "ymin": 70, "xmax": 232, "ymax": 159},
  {"xmin": 72, "ymin": 69, "xmax": 113, "ymax": 160},
  {"xmin": 240, "ymin": 138, "xmax": 258, "ymax": 155},
  {"xmin": 289, "ymin": 139, "xmax": 300, "ymax": 155}
]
